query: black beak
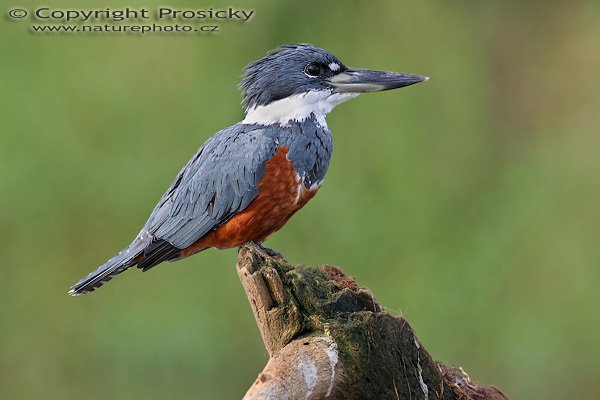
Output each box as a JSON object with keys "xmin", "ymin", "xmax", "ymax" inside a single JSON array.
[{"xmin": 328, "ymin": 68, "xmax": 428, "ymax": 93}]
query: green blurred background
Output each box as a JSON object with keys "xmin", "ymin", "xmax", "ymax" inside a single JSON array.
[{"xmin": 1, "ymin": 1, "xmax": 599, "ymax": 399}]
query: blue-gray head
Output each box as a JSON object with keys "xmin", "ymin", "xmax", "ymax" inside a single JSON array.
[{"xmin": 241, "ymin": 44, "xmax": 427, "ymax": 126}]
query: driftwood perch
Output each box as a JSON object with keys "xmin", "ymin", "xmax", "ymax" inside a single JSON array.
[{"xmin": 237, "ymin": 245, "xmax": 508, "ymax": 400}]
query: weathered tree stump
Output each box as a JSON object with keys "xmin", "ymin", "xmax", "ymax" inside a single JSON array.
[{"xmin": 237, "ymin": 245, "xmax": 508, "ymax": 400}]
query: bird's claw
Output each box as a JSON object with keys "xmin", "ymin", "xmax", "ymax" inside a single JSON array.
[{"xmin": 243, "ymin": 241, "xmax": 284, "ymax": 259}]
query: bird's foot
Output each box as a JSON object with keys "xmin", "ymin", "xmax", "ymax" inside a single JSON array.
[{"xmin": 243, "ymin": 241, "xmax": 284, "ymax": 259}]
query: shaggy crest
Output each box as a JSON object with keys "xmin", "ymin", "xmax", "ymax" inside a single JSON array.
[{"xmin": 240, "ymin": 44, "xmax": 346, "ymax": 112}]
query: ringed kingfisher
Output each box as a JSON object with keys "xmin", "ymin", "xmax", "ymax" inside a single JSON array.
[{"xmin": 69, "ymin": 44, "xmax": 427, "ymax": 295}]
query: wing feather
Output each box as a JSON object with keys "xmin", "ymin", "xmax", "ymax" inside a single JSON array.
[{"xmin": 142, "ymin": 124, "xmax": 278, "ymax": 249}]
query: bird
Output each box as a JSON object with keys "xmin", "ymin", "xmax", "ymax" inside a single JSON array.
[{"xmin": 69, "ymin": 43, "xmax": 427, "ymax": 296}]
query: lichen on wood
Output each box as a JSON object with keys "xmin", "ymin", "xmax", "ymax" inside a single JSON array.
[{"xmin": 237, "ymin": 245, "xmax": 507, "ymax": 400}]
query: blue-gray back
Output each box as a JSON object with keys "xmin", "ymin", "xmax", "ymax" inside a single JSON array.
[{"xmin": 142, "ymin": 115, "xmax": 332, "ymax": 249}]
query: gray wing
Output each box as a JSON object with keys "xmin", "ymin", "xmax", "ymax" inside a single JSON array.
[
  {"xmin": 142, "ymin": 124, "xmax": 278, "ymax": 249},
  {"xmin": 68, "ymin": 123, "xmax": 277, "ymax": 292}
]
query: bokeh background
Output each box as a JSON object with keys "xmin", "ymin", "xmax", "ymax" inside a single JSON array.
[{"xmin": 2, "ymin": 1, "xmax": 599, "ymax": 399}]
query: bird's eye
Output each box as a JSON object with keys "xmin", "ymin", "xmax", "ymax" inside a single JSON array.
[{"xmin": 304, "ymin": 63, "xmax": 323, "ymax": 77}]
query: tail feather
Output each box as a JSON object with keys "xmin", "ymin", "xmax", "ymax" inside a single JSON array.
[
  {"xmin": 68, "ymin": 243, "xmax": 143, "ymax": 296},
  {"xmin": 136, "ymin": 239, "xmax": 181, "ymax": 272}
]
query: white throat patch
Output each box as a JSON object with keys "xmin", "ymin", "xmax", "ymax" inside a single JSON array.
[{"xmin": 242, "ymin": 90, "xmax": 359, "ymax": 127}]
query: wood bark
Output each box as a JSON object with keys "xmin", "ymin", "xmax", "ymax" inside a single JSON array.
[{"xmin": 237, "ymin": 245, "xmax": 508, "ymax": 400}]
